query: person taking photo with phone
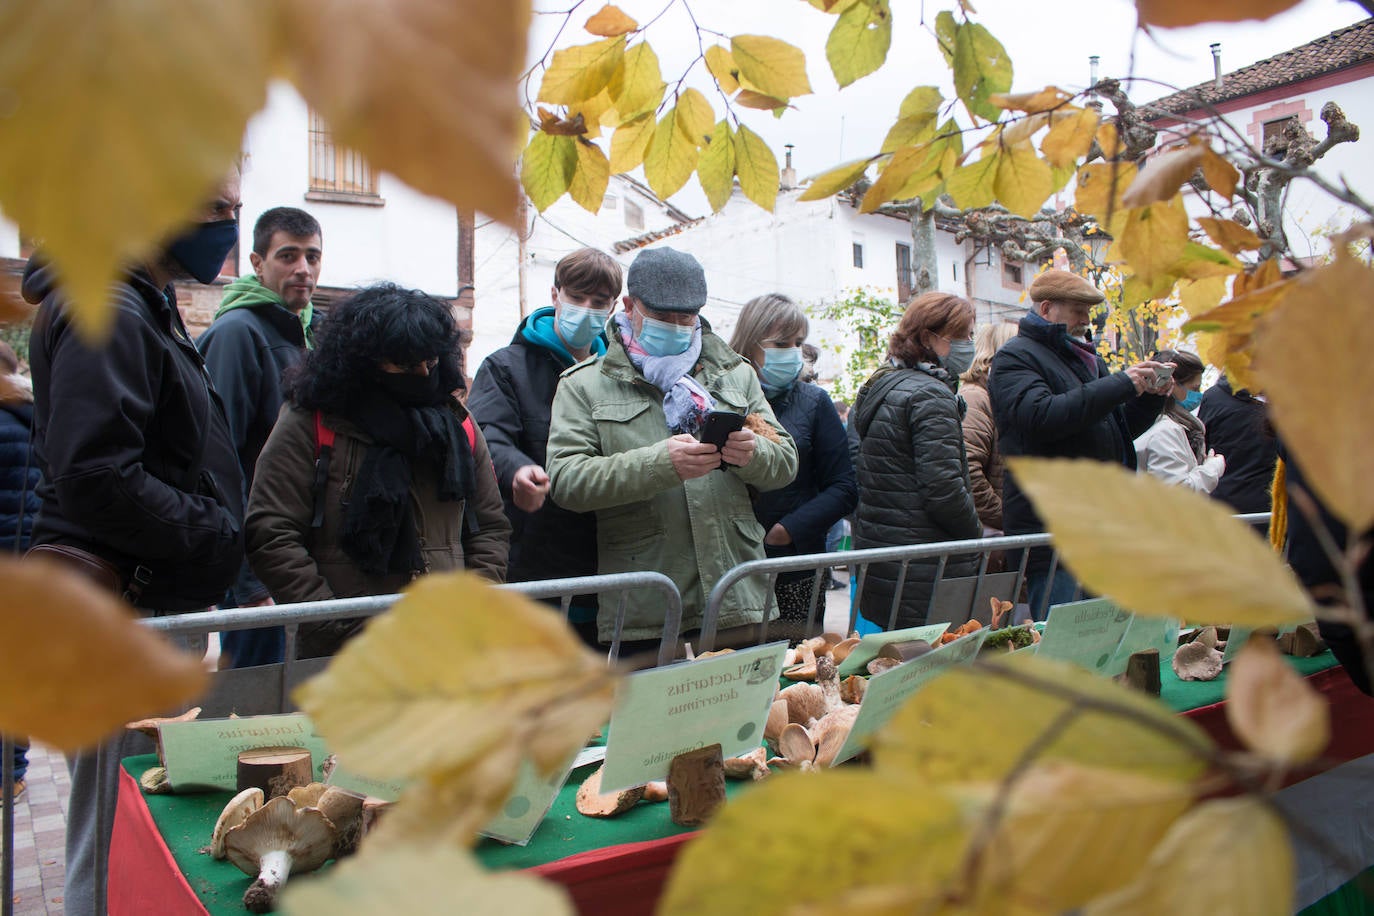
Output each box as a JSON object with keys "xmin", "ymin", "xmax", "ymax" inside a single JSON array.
[{"xmin": 1134, "ymin": 349, "xmax": 1226, "ymax": 493}]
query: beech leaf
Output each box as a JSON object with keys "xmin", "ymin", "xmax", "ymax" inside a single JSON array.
[
  {"xmin": 799, "ymin": 156, "xmax": 876, "ymax": 202},
  {"xmin": 0, "ymin": 0, "xmax": 275, "ymax": 340},
  {"xmin": 731, "ymin": 34, "xmax": 812, "ymax": 100},
  {"xmin": 826, "ymin": 0, "xmax": 892, "ymax": 89},
  {"xmin": 944, "ymin": 151, "xmax": 1001, "ymax": 211},
  {"xmin": 1120, "ymin": 144, "xmax": 1207, "ymax": 209},
  {"xmin": 1226, "ymin": 636, "xmax": 1330, "ymax": 765},
  {"xmin": 993, "ymin": 142, "xmax": 1054, "ymax": 218},
  {"xmin": 583, "ymin": 3, "xmax": 637, "ymax": 37},
  {"xmin": 608, "ymin": 113, "xmax": 655, "ymax": 174},
  {"xmin": 568, "ymin": 140, "xmax": 611, "ymax": 213},
  {"xmin": 607, "ymin": 42, "xmax": 663, "ymax": 122},
  {"xmin": 1075, "ymin": 162, "xmax": 1137, "ymax": 225},
  {"xmin": 1117, "ymin": 199, "xmax": 1190, "ymax": 287},
  {"xmin": 698, "ymin": 121, "xmax": 738, "ymax": 213},
  {"xmin": 1085, "ymin": 798, "xmax": 1293, "ymax": 916},
  {"xmin": 1096, "ymin": 122, "xmax": 1125, "ymax": 160},
  {"xmin": 1042, "ymin": 107, "xmax": 1101, "ymax": 168},
  {"xmin": 0, "ymin": 557, "xmax": 208, "ymax": 752},
  {"xmin": 1008, "ymin": 458, "xmax": 1316, "ymax": 627},
  {"xmin": 536, "ymin": 36, "xmax": 626, "ymax": 106},
  {"xmin": 734, "ymin": 124, "xmax": 779, "ymax": 211},
  {"xmin": 1201, "ymin": 147, "xmax": 1240, "ymax": 199},
  {"xmin": 280, "ymin": 842, "xmax": 573, "ymax": 916},
  {"xmin": 674, "ymin": 88, "xmax": 715, "ymax": 147},
  {"xmin": 703, "ymin": 45, "xmax": 741, "ymax": 94},
  {"xmin": 1135, "ymin": 0, "xmax": 1304, "ymax": 29},
  {"xmin": 735, "ymin": 89, "xmax": 792, "ymax": 112},
  {"xmin": 520, "ymin": 131, "xmax": 578, "ymax": 211},
  {"xmin": 1198, "ymin": 217, "xmax": 1265, "ymax": 253},
  {"xmin": 989, "ymin": 85, "xmax": 1073, "ymax": 113},
  {"xmin": 863, "ymin": 144, "xmax": 943, "ymax": 212},
  {"xmin": 643, "ymin": 109, "xmax": 700, "ymax": 200},
  {"xmin": 952, "ymin": 21, "xmax": 1013, "ymax": 122},
  {"xmin": 1253, "ymin": 248, "xmax": 1374, "ymax": 533}
]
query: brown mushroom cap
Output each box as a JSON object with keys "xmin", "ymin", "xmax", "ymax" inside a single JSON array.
[
  {"xmin": 211, "ymin": 787, "xmax": 264, "ymax": 860},
  {"xmin": 223, "ymin": 796, "xmax": 336, "ymax": 877}
]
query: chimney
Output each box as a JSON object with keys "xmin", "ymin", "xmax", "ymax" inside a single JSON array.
[
  {"xmin": 1210, "ymin": 43, "xmax": 1223, "ymax": 92},
  {"xmin": 781, "ymin": 143, "xmax": 797, "ymax": 191},
  {"xmin": 1089, "ymin": 55, "xmax": 1100, "ymax": 92}
]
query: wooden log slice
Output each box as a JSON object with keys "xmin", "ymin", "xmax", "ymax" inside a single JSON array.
[
  {"xmin": 236, "ymin": 746, "xmax": 313, "ymax": 798},
  {"xmin": 667, "ymin": 743, "xmax": 726, "ymax": 827}
]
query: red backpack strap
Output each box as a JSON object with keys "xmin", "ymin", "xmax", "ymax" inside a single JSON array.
[
  {"xmin": 462, "ymin": 415, "xmax": 477, "ymax": 452},
  {"xmin": 311, "ymin": 410, "xmax": 335, "ymax": 528}
]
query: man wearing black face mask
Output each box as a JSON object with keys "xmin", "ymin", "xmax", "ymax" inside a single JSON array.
[{"xmin": 21, "ymin": 171, "xmax": 247, "ymax": 916}]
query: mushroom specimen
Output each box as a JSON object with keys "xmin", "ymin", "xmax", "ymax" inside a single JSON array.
[
  {"xmin": 223, "ymin": 796, "xmax": 335, "ymax": 913},
  {"xmin": 211, "ymin": 787, "xmax": 264, "ymax": 859},
  {"xmin": 1172, "ymin": 640, "xmax": 1224, "ymax": 682},
  {"xmin": 575, "ymin": 765, "xmax": 646, "ymax": 817}
]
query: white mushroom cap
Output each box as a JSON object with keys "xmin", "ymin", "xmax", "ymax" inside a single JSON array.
[
  {"xmin": 1172, "ymin": 640, "xmax": 1224, "ymax": 682},
  {"xmin": 224, "ymin": 795, "xmax": 336, "ymax": 877},
  {"xmin": 211, "ymin": 787, "xmax": 264, "ymax": 860}
]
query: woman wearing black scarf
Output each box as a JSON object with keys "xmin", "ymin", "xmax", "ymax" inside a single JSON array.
[
  {"xmin": 246, "ymin": 283, "xmax": 511, "ymax": 658},
  {"xmin": 1133, "ymin": 349, "xmax": 1227, "ymax": 494}
]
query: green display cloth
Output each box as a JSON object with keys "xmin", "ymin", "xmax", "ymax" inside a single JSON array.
[
  {"xmin": 1299, "ymin": 866, "xmax": 1374, "ymax": 916},
  {"xmin": 120, "ymin": 651, "xmax": 1342, "ymax": 913}
]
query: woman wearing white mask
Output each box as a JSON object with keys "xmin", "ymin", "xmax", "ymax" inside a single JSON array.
[
  {"xmin": 1134, "ymin": 349, "xmax": 1226, "ymax": 493},
  {"xmin": 731, "ymin": 294, "xmax": 858, "ymax": 640}
]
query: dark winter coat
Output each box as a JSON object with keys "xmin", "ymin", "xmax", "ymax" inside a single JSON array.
[
  {"xmin": 22, "ymin": 261, "xmax": 245, "ymax": 613},
  {"xmin": 1198, "ymin": 375, "xmax": 1276, "ymax": 515},
  {"xmin": 466, "ymin": 314, "xmax": 598, "ymax": 585},
  {"xmin": 989, "ymin": 313, "xmax": 1165, "ymax": 571},
  {"xmin": 753, "ymin": 380, "xmax": 858, "ymax": 558},
  {"xmin": 197, "ymin": 300, "xmax": 318, "ymax": 603},
  {"xmin": 852, "ymin": 362, "xmax": 981, "ymax": 628},
  {"xmin": 245, "ymin": 401, "xmax": 511, "ymax": 657},
  {"xmin": 0, "ymin": 399, "xmax": 40, "ymax": 554}
]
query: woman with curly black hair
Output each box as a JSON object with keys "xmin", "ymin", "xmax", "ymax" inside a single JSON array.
[{"xmin": 246, "ymin": 282, "xmax": 510, "ymax": 658}]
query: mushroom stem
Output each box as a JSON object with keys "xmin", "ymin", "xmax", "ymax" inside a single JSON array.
[{"xmin": 244, "ymin": 849, "xmax": 293, "ymax": 913}]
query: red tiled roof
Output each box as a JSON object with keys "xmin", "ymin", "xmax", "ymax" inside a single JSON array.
[
  {"xmin": 612, "ymin": 218, "xmax": 703, "ymax": 253},
  {"xmin": 1145, "ymin": 18, "xmax": 1374, "ymax": 117}
]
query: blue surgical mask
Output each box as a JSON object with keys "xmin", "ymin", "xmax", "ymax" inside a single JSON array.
[
  {"xmin": 637, "ymin": 314, "xmax": 695, "ymax": 357},
  {"xmin": 1180, "ymin": 389, "xmax": 1203, "ymax": 411},
  {"xmin": 167, "ymin": 219, "xmax": 239, "ymax": 284},
  {"xmin": 759, "ymin": 346, "xmax": 803, "ymax": 396},
  {"xmin": 942, "ymin": 339, "xmax": 976, "ymax": 376},
  {"xmin": 556, "ymin": 301, "xmax": 609, "ymax": 350}
]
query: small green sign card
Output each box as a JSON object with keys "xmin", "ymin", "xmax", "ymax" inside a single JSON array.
[
  {"xmin": 600, "ymin": 641, "xmax": 787, "ymax": 791},
  {"xmin": 160, "ymin": 714, "xmax": 330, "ymax": 792},
  {"xmin": 836, "ymin": 622, "xmax": 951, "ymax": 676},
  {"xmin": 1036, "ymin": 598, "xmax": 1134, "ymax": 676},
  {"xmin": 480, "ymin": 749, "xmax": 582, "ymax": 846},
  {"xmin": 1107, "ymin": 614, "xmax": 1180, "ymax": 675},
  {"xmin": 830, "ymin": 627, "xmax": 989, "ymax": 766}
]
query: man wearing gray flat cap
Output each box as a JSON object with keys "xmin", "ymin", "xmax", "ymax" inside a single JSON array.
[
  {"xmin": 548, "ymin": 247, "xmax": 798, "ymax": 660},
  {"xmin": 988, "ymin": 268, "xmax": 1173, "ymax": 618}
]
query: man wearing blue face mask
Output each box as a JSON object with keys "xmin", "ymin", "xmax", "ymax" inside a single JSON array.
[
  {"xmin": 468, "ymin": 248, "xmax": 622, "ymax": 647},
  {"xmin": 21, "ymin": 169, "xmax": 247, "ymax": 916},
  {"xmin": 547, "ymin": 247, "xmax": 799, "ymax": 658}
]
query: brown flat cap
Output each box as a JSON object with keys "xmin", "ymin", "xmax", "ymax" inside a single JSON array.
[{"xmin": 1028, "ymin": 269, "xmax": 1105, "ymax": 305}]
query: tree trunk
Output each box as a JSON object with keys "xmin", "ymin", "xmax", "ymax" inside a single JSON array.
[{"xmin": 911, "ymin": 199, "xmax": 939, "ymax": 297}]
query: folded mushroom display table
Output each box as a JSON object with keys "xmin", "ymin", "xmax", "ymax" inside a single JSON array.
[{"xmin": 109, "ymin": 653, "xmax": 1374, "ymax": 916}]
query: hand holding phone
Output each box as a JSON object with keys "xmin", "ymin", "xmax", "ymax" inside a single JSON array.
[{"xmin": 697, "ymin": 410, "xmax": 745, "ymax": 451}]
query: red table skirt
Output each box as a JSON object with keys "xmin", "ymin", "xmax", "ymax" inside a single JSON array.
[{"xmin": 110, "ymin": 665, "xmax": 1374, "ymax": 916}]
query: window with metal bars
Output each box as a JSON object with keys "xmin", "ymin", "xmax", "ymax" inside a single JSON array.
[{"xmin": 308, "ymin": 111, "xmax": 378, "ymax": 198}]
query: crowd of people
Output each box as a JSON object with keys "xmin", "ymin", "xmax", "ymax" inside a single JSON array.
[{"xmin": 1, "ymin": 177, "xmax": 1333, "ymax": 913}]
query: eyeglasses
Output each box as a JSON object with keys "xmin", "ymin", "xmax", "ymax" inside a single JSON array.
[{"xmin": 935, "ymin": 330, "xmax": 975, "ymax": 343}]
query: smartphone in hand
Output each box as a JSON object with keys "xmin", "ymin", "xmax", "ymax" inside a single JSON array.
[
  {"xmin": 1153, "ymin": 364, "xmax": 1175, "ymax": 387},
  {"xmin": 698, "ymin": 410, "xmax": 745, "ymax": 451}
]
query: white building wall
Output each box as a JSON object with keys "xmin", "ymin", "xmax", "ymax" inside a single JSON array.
[{"xmin": 0, "ymin": 215, "xmax": 18, "ymax": 260}]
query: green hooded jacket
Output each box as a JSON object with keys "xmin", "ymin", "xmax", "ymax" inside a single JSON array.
[{"xmin": 216, "ymin": 275, "xmax": 315, "ymax": 347}]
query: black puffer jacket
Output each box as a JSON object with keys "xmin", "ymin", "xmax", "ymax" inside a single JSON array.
[
  {"xmin": 989, "ymin": 314, "xmax": 1164, "ymax": 572},
  {"xmin": 753, "ymin": 380, "xmax": 857, "ymax": 558},
  {"xmin": 466, "ymin": 312, "xmax": 598, "ymax": 585},
  {"xmin": 22, "ymin": 261, "xmax": 244, "ymax": 613},
  {"xmin": 852, "ymin": 362, "xmax": 981, "ymax": 628},
  {"xmin": 0, "ymin": 399, "xmax": 40, "ymax": 554},
  {"xmin": 1199, "ymin": 375, "xmax": 1275, "ymax": 515}
]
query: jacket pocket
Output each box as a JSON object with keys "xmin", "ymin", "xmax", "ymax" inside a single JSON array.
[
  {"xmin": 591, "ymin": 400, "xmax": 656, "ymax": 455},
  {"xmin": 732, "ymin": 514, "xmax": 766, "ymax": 545}
]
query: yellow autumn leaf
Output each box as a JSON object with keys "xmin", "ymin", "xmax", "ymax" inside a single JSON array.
[
  {"xmin": 799, "ymin": 156, "xmax": 877, "ymax": 202},
  {"xmin": 566, "ymin": 90, "xmax": 612, "ymax": 140},
  {"xmin": 1201, "ymin": 147, "xmax": 1240, "ymax": 199},
  {"xmin": 1008, "ymin": 458, "xmax": 1317, "ymax": 627},
  {"xmin": 994, "ymin": 142, "xmax": 1054, "ymax": 218},
  {"xmin": 1085, "ymin": 798, "xmax": 1293, "ymax": 916},
  {"xmin": 0, "ymin": 557, "xmax": 208, "ymax": 752},
  {"xmin": 1177, "ymin": 276, "xmax": 1229, "ymax": 317},
  {"xmin": 944, "ymin": 151, "xmax": 1001, "ymax": 211},
  {"xmin": 1226, "ymin": 637, "xmax": 1330, "ymax": 765},
  {"xmin": 952, "ymin": 20, "xmax": 1013, "ymax": 123},
  {"xmin": 998, "ymin": 111, "xmax": 1052, "ymax": 147},
  {"xmin": 1173, "ymin": 241, "xmax": 1242, "ymax": 280},
  {"xmin": 826, "ymin": 0, "xmax": 893, "ymax": 89},
  {"xmin": 704, "ymin": 45, "xmax": 741, "ymax": 94},
  {"xmin": 1096, "ymin": 121, "xmax": 1124, "ymax": 160},
  {"xmin": 874, "ymin": 654, "xmax": 1214, "ymax": 784},
  {"xmin": 536, "ymin": 35, "xmax": 626, "ymax": 106},
  {"xmin": 643, "ymin": 109, "xmax": 699, "ymax": 200},
  {"xmin": 698, "ymin": 121, "xmax": 738, "ymax": 213},
  {"xmin": 1121, "ymin": 271, "xmax": 1178, "ymax": 308},
  {"xmin": 1198, "ymin": 216, "xmax": 1266, "ymax": 253},
  {"xmin": 674, "ymin": 88, "xmax": 715, "ymax": 146},
  {"xmin": 1253, "ymin": 247, "xmax": 1374, "ymax": 533},
  {"xmin": 990, "ymin": 85, "xmax": 1073, "ymax": 113},
  {"xmin": 1135, "ymin": 0, "xmax": 1304, "ymax": 29},
  {"xmin": 1120, "ymin": 144, "xmax": 1207, "ymax": 209},
  {"xmin": 607, "ymin": 41, "xmax": 663, "ymax": 122},
  {"xmin": 1074, "ymin": 161, "xmax": 1137, "ymax": 224},
  {"xmin": 280, "ymin": 842, "xmax": 573, "ymax": 916},
  {"xmin": 286, "ymin": 0, "xmax": 528, "ymax": 227},
  {"xmin": 734, "ymin": 124, "xmax": 779, "ymax": 211},
  {"xmin": 1183, "ymin": 265, "xmax": 1288, "ymax": 334},
  {"xmin": 293, "ymin": 572, "xmax": 617, "ymax": 785},
  {"xmin": 731, "ymin": 34, "xmax": 812, "ymax": 100},
  {"xmin": 862, "ymin": 144, "xmax": 943, "ymax": 211},
  {"xmin": 608, "ymin": 113, "xmax": 655, "ymax": 173},
  {"xmin": 1117, "ymin": 198, "xmax": 1190, "ymax": 287},
  {"xmin": 583, "ymin": 3, "xmax": 637, "ymax": 37},
  {"xmin": 735, "ymin": 90, "xmax": 791, "ymax": 112},
  {"xmin": 659, "ymin": 770, "xmax": 968, "ymax": 916},
  {"xmin": 880, "ymin": 115, "xmax": 938, "ymax": 154},
  {"xmin": 951, "ymin": 762, "xmax": 1193, "ymax": 912},
  {"xmin": 520, "ymin": 131, "xmax": 578, "ymax": 211},
  {"xmin": 568, "ymin": 140, "xmax": 611, "ymax": 213},
  {"xmin": 1042, "ymin": 107, "xmax": 1101, "ymax": 168},
  {"xmin": 0, "ymin": 0, "xmax": 275, "ymax": 340}
]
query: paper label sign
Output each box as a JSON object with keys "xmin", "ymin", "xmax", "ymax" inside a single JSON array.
[
  {"xmin": 837, "ymin": 623, "xmax": 951, "ymax": 677},
  {"xmin": 831, "ymin": 628, "xmax": 989, "ymax": 766},
  {"xmin": 1222, "ymin": 626, "xmax": 1254, "ymax": 664},
  {"xmin": 600, "ymin": 641, "xmax": 787, "ymax": 791},
  {"xmin": 480, "ymin": 750, "xmax": 581, "ymax": 846},
  {"xmin": 1108, "ymin": 615, "xmax": 1179, "ymax": 676},
  {"xmin": 1036, "ymin": 599, "xmax": 1134, "ymax": 676},
  {"xmin": 327, "ymin": 764, "xmax": 406, "ymax": 803},
  {"xmin": 160, "ymin": 714, "xmax": 330, "ymax": 792}
]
